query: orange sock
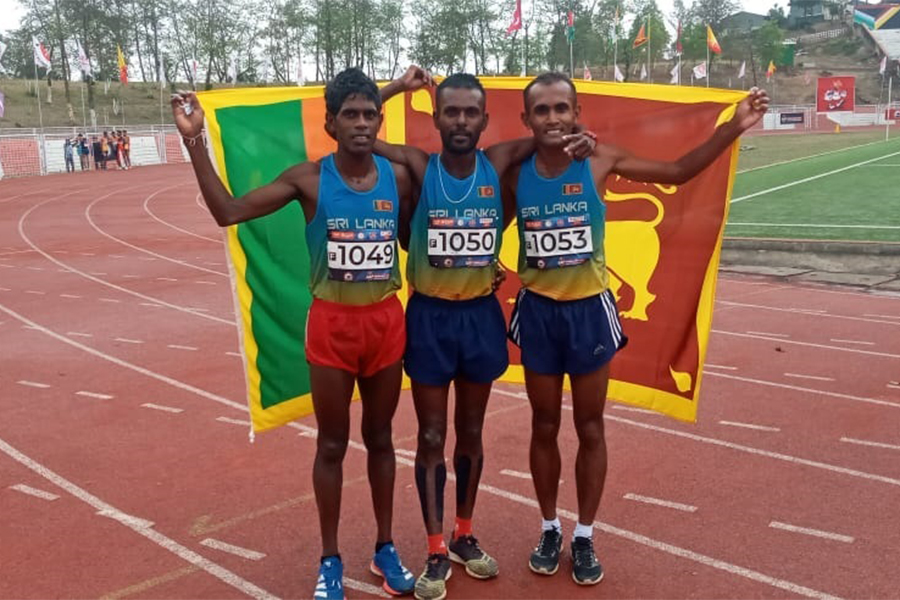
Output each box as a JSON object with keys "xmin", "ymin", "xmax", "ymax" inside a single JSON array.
[
  {"xmin": 428, "ymin": 534, "xmax": 447, "ymax": 556},
  {"xmin": 454, "ymin": 518, "xmax": 473, "ymax": 539}
]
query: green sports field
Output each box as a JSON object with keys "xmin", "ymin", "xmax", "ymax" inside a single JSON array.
[{"xmin": 727, "ymin": 131, "xmax": 900, "ymax": 242}]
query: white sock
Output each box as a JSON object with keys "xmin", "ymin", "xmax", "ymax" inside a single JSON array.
[
  {"xmin": 541, "ymin": 517, "xmax": 562, "ymax": 532},
  {"xmin": 573, "ymin": 522, "xmax": 593, "ymax": 541}
]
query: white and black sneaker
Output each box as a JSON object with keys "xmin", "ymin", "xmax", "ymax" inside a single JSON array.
[
  {"xmin": 571, "ymin": 536, "xmax": 604, "ymax": 585},
  {"xmin": 528, "ymin": 527, "xmax": 562, "ymax": 575}
]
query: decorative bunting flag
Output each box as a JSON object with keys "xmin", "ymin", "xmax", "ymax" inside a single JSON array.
[
  {"xmin": 583, "ymin": 63, "xmax": 592, "ymax": 81},
  {"xmin": 507, "ymin": 0, "xmax": 523, "ymax": 35},
  {"xmin": 707, "ymin": 25, "xmax": 722, "ymax": 54},
  {"xmin": 766, "ymin": 60, "xmax": 776, "ymax": 82},
  {"xmin": 633, "ymin": 23, "xmax": 648, "ymax": 48},
  {"xmin": 693, "ymin": 62, "xmax": 707, "ymax": 80},
  {"xmin": 117, "ymin": 45, "xmax": 128, "ymax": 84},
  {"xmin": 32, "ymin": 37, "xmax": 51, "ymax": 70},
  {"xmin": 738, "ymin": 61, "xmax": 746, "ymax": 80},
  {"xmin": 614, "ymin": 64, "xmax": 625, "ymax": 82}
]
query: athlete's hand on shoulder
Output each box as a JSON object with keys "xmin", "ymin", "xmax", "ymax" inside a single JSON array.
[
  {"xmin": 562, "ymin": 131, "xmax": 597, "ymax": 160},
  {"xmin": 397, "ymin": 65, "xmax": 434, "ymax": 92},
  {"xmin": 733, "ymin": 87, "xmax": 769, "ymax": 132},
  {"xmin": 171, "ymin": 91, "xmax": 204, "ymax": 138}
]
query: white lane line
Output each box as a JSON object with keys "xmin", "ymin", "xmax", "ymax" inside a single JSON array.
[
  {"xmin": 864, "ymin": 313, "xmax": 900, "ymax": 320},
  {"xmin": 746, "ymin": 331, "xmax": 790, "ymax": 338},
  {"xmin": 830, "ymin": 338, "xmax": 875, "ymax": 346},
  {"xmin": 142, "ymin": 403, "xmax": 185, "ymax": 414},
  {"xmin": 607, "ymin": 413, "xmax": 900, "ymax": 488},
  {"xmin": 623, "ymin": 493, "xmax": 698, "ymax": 513},
  {"xmin": 10, "ymin": 484, "xmax": 60, "ymax": 501},
  {"xmin": 18, "ymin": 197, "xmax": 234, "ymax": 326},
  {"xmin": 75, "ymin": 391, "xmax": 114, "ymax": 400},
  {"xmin": 25, "ymin": 290, "xmax": 46, "ymax": 295},
  {"xmin": 731, "ymin": 149, "xmax": 900, "ymax": 203},
  {"xmin": 715, "ymin": 330, "xmax": 900, "ymax": 361},
  {"xmin": 188, "ymin": 307, "xmax": 209, "ymax": 312},
  {"xmin": 67, "ymin": 331, "xmax": 93, "ymax": 338},
  {"xmin": 0, "ymin": 437, "xmax": 277, "ymax": 600},
  {"xmin": 194, "ymin": 280, "xmax": 217, "ymax": 285},
  {"xmin": 719, "ymin": 301, "xmax": 900, "ymax": 327},
  {"xmin": 736, "ymin": 139, "xmax": 888, "ymax": 174},
  {"xmin": 225, "ymin": 351, "xmax": 242, "ymax": 357},
  {"xmin": 705, "ymin": 364, "xmax": 738, "ymax": 370},
  {"xmin": 99, "ymin": 298, "xmax": 121, "ymax": 303},
  {"xmin": 144, "ymin": 191, "xmax": 221, "ymax": 244},
  {"xmin": 500, "ymin": 469, "xmax": 533, "ymax": 480},
  {"xmin": 393, "ymin": 448, "xmax": 415, "ymax": 457},
  {"xmin": 22, "ymin": 325, "xmax": 40, "ymax": 330},
  {"xmin": 768, "ymin": 521, "xmax": 854, "ymax": 544},
  {"xmin": 79, "ymin": 252, "xmax": 96, "ymax": 256},
  {"xmin": 728, "ymin": 222, "xmax": 900, "ymax": 230},
  {"xmin": 840, "ymin": 437, "xmax": 900, "ymax": 452},
  {"xmin": 59, "ymin": 294, "xmax": 82, "ymax": 299},
  {"xmin": 708, "ymin": 371, "xmax": 900, "ymax": 410},
  {"xmin": 204, "ymin": 262, "xmax": 223, "ymax": 266},
  {"xmin": 719, "ymin": 421, "xmax": 781, "ymax": 432},
  {"xmin": 784, "ymin": 373, "xmax": 835, "ymax": 382},
  {"xmin": 138, "ymin": 257, "xmax": 157, "ymax": 261},
  {"xmin": 26, "ymin": 266, "xmax": 45, "ymax": 271},
  {"xmin": 168, "ymin": 344, "xmax": 198, "ymax": 351},
  {"xmin": 156, "ymin": 277, "xmax": 178, "ymax": 282},
  {"xmin": 0, "ymin": 287, "xmax": 10, "ymax": 291},
  {"xmin": 199, "ymin": 538, "xmax": 266, "ymax": 561},
  {"xmin": 216, "ymin": 417, "xmax": 251, "ymax": 427},
  {"xmin": 96, "ymin": 509, "xmax": 156, "ymax": 529},
  {"xmin": 115, "ymin": 337, "xmax": 144, "ymax": 344},
  {"xmin": 0, "ymin": 302, "xmax": 848, "ymax": 600},
  {"xmin": 89, "ymin": 272, "xmax": 108, "ymax": 276},
  {"xmin": 140, "ymin": 302, "xmax": 164, "ymax": 308},
  {"xmin": 52, "ymin": 250, "xmax": 69, "ymax": 255},
  {"xmin": 17, "ymin": 380, "xmax": 50, "ymax": 389},
  {"xmin": 0, "ymin": 264, "xmax": 14, "ymax": 268},
  {"xmin": 122, "ymin": 274, "xmax": 140, "ymax": 279},
  {"xmin": 109, "ymin": 255, "xmax": 125, "ymax": 259},
  {"xmin": 610, "ymin": 405, "xmax": 658, "ymax": 415},
  {"xmin": 889, "ymin": 384, "xmax": 900, "ymax": 391}
]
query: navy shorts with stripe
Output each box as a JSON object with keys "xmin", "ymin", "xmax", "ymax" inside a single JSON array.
[
  {"xmin": 404, "ymin": 292, "xmax": 510, "ymax": 386},
  {"xmin": 508, "ymin": 289, "xmax": 628, "ymax": 376}
]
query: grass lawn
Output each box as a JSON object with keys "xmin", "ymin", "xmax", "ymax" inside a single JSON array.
[{"xmin": 727, "ymin": 131, "xmax": 900, "ymax": 242}]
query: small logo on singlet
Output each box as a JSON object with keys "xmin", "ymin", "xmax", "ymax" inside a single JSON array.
[
  {"xmin": 373, "ymin": 199, "xmax": 393, "ymax": 212},
  {"xmin": 562, "ymin": 183, "xmax": 583, "ymax": 195},
  {"xmin": 478, "ymin": 186, "xmax": 495, "ymax": 198}
]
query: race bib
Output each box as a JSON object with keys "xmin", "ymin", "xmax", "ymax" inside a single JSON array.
[
  {"xmin": 327, "ymin": 229, "xmax": 395, "ymax": 282},
  {"xmin": 427, "ymin": 217, "xmax": 497, "ymax": 269},
  {"xmin": 523, "ymin": 215, "xmax": 593, "ymax": 269}
]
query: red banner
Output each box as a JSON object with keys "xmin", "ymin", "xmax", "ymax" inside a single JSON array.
[{"xmin": 816, "ymin": 76, "xmax": 855, "ymax": 113}]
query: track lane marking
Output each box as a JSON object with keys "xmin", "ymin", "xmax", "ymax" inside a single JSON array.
[
  {"xmin": 10, "ymin": 484, "xmax": 60, "ymax": 501},
  {"xmin": 768, "ymin": 521, "xmax": 854, "ymax": 544},
  {"xmin": 623, "ymin": 493, "xmax": 698, "ymax": 513}
]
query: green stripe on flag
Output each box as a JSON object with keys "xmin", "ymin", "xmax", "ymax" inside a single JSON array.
[{"xmin": 217, "ymin": 99, "xmax": 313, "ymax": 409}]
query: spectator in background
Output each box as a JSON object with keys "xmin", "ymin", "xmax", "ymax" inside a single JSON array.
[
  {"xmin": 92, "ymin": 135, "xmax": 104, "ymax": 170},
  {"xmin": 77, "ymin": 134, "xmax": 90, "ymax": 171},
  {"xmin": 64, "ymin": 138, "xmax": 75, "ymax": 173},
  {"xmin": 122, "ymin": 130, "xmax": 132, "ymax": 169},
  {"xmin": 109, "ymin": 132, "xmax": 120, "ymax": 169},
  {"xmin": 100, "ymin": 133, "xmax": 109, "ymax": 170}
]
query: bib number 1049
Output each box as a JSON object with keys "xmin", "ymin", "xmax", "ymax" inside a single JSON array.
[{"xmin": 327, "ymin": 230, "xmax": 395, "ymax": 282}]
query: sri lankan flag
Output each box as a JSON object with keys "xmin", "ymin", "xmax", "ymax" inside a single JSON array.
[{"xmin": 197, "ymin": 80, "xmax": 746, "ymax": 433}]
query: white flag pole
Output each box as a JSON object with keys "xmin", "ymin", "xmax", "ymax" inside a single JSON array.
[
  {"xmin": 887, "ymin": 74, "xmax": 893, "ymax": 142},
  {"xmin": 33, "ymin": 59, "xmax": 44, "ymax": 130}
]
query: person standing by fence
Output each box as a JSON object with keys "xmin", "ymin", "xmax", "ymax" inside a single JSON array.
[{"xmin": 64, "ymin": 138, "xmax": 75, "ymax": 173}]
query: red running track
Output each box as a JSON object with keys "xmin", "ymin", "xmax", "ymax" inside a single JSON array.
[{"xmin": 1, "ymin": 165, "xmax": 899, "ymax": 600}]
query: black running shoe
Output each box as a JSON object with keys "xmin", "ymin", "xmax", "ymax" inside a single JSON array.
[
  {"xmin": 528, "ymin": 527, "xmax": 562, "ymax": 575},
  {"xmin": 414, "ymin": 554, "xmax": 452, "ymax": 600},
  {"xmin": 571, "ymin": 536, "xmax": 604, "ymax": 585}
]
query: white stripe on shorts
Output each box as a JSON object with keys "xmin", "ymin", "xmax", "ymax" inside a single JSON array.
[{"xmin": 600, "ymin": 290, "xmax": 622, "ymax": 348}]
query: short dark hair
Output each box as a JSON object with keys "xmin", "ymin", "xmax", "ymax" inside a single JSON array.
[
  {"xmin": 325, "ymin": 67, "xmax": 382, "ymax": 116},
  {"xmin": 523, "ymin": 71, "xmax": 577, "ymax": 111},
  {"xmin": 436, "ymin": 73, "xmax": 485, "ymax": 108}
]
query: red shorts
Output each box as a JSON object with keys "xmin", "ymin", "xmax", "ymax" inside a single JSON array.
[{"xmin": 305, "ymin": 295, "xmax": 405, "ymax": 377}]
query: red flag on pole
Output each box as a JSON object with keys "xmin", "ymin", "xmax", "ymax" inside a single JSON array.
[
  {"xmin": 633, "ymin": 24, "xmax": 648, "ymax": 48},
  {"xmin": 676, "ymin": 20, "xmax": 683, "ymax": 54},
  {"xmin": 506, "ymin": 0, "xmax": 522, "ymax": 35}
]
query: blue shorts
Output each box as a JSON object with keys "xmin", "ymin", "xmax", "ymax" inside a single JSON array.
[
  {"xmin": 404, "ymin": 292, "xmax": 510, "ymax": 386},
  {"xmin": 508, "ymin": 289, "xmax": 628, "ymax": 376}
]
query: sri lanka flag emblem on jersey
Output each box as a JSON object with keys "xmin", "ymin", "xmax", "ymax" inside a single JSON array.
[
  {"xmin": 478, "ymin": 185, "xmax": 495, "ymax": 198},
  {"xmin": 373, "ymin": 199, "xmax": 393, "ymax": 211},
  {"xmin": 563, "ymin": 183, "xmax": 583, "ymax": 195}
]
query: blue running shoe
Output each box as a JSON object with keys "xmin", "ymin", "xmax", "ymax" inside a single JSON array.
[
  {"xmin": 314, "ymin": 557, "xmax": 345, "ymax": 600},
  {"xmin": 370, "ymin": 543, "xmax": 415, "ymax": 596}
]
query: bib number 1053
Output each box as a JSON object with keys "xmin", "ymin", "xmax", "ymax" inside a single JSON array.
[{"xmin": 523, "ymin": 224, "xmax": 592, "ymax": 269}]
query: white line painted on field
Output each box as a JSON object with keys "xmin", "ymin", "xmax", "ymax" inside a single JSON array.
[
  {"xmin": 194, "ymin": 280, "xmax": 217, "ymax": 285},
  {"xmin": 607, "ymin": 413, "xmax": 900, "ymax": 488},
  {"xmin": 137, "ymin": 257, "xmax": 157, "ymax": 261},
  {"xmin": 864, "ymin": 313, "xmax": 900, "ymax": 320},
  {"xmin": 714, "ymin": 330, "xmax": 900, "ymax": 361},
  {"xmin": 0, "ymin": 264, "xmax": 14, "ymax": 268},
  {"xmin": 768, "ymin": 521, "xmax": 854, "ymax": 544},
  {"xmin": 736, "ymin": 139, "xmax": 889, "ymax": 174},
  {"xmin": 705, "ymin": 364, "xmax": 738, "ymax": 370},
  {"xmin": 732, "ymin": 149, "xmax": 900, "ymax": 203},
  {"xmin": 142, "ymin": 403, "xmax": 184, "ymax": 414},
  {"xmin": 747, "ymin": 331, "xmax": 790, "ymax": 338},
  {"xmin": 216, "ymin": 416, "xmax": 251, "ymax": 427},
  {"xmin": 22, "ymin": 325, "xmax": 40, "ymax": 330},
  {"xmin": 0, "ymin": 287, "xmax": 9, "ymax": 291},
  {"xmin": 156, "ymin": 277, "xmax": 178, "ymax": 282},
  {"xmin": 96, "ymin": 509, "xmax": 155, "ymax": 529},
  {"xmin": 26, "ymin": 266, "xmax": 45, "ymax": 271},
  {"xmin": 708, "ymin": 371, "xmax": 900, "ymax": 409},
  {"xmin": 89, "ymin": 272, "xmax": 108, "ymax": 276},
  {"xmin": 728, "ymin": 222, "xmax": 900, "ymax": 230},
  {"xmin": 0, "ymin": 302, "xmax": 841, "ymax": 599},
  {"xmin": 17, "ymin": 380, "xmax": 50, "ymax": 389},
  {"xmin": 500, "ymin": 469, "xmax": 533, "ymax": 480},
  {"xmin": 784, "ymin": 373, "xmax": 835, "ymax": 382},
  {"xmin": 610, "ymin": 405, "xmax": 658, "ymax": 415},
  {"xmin": 168, "ymin": 344, "xmax": 198, "ymax": 351},
  {"xmin": 75, "ymin": 391, "xmax": 114, "ymax": 400},
  {"xmin": 99, "ymin": 298, "xmax": 121, "ymax": 303},
  {"xmin": 199, "ymin": 538, "xmax": 266, "ymax": 561},
  {"xmin": 140, "ymin": 302, "xmax": 163, "ymax": 308},
  {"xmin": 719, "ymin": 421, "xmax": 781, "ymax": 432},
  {"xmin": 225, "ymin": 351, "xmax": 242, "ymax": 357},
  {"xmin": 830, "ymin": 338, "xmax": 875, "ymax": 346},
  {"xmin": 393, "ymin": 448, "xmax": 415, "ymax": 457},
  {"xmin": 864, "ymin": 163, "xmax": 900, "ymax": 167},
  {"xmin": 143, "ymin": 187, "xmax": 221, "ymax": 243},
  {"xmin": 10, "ymin": 484, "xmax": 60, "ymax": 501},
  {"xmin": 59, "ymin": 294, "xmax": 82, "ymax": 299},
  {"xmin": 25, "ymin": 290, "xmax": 45, "ymax": 295},
  {"xmin": 122, "ymin": 274, "xmax": 139, "ymax": 279},
  {"xmin": 0, "ymin": 436, "xmax": 277, "ymax": 600},
  {"xmin": 67, "ymin": 331, "xmax": 93, "ymax": 338},
  {"xmin": 889, "ymin": 384, "xmax": 900, "ymax": 391},
  {"xmin": 115, "ymin": 337, "xmax": 144, "ymax": 344},
  {"xmin": 623, "ymin": 493, "xmax": 698, "ymax": 513},
  {"xmin": 840, "ymin": 437, "xmax": 900, "ymax": 451},
  {"xmin": 109, "ymin": 255, "xmax": 125, "ymax": 259}
]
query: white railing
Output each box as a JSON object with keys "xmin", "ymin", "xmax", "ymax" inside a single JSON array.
[{"xmin": 797, "ymin": 27, "xmax": 848, "ymax": 43}]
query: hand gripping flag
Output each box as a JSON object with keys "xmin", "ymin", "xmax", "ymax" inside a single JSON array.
[
  {"xmin": 32, "ymin": 37, "xmax": 51, "ymax": 70},
  {"xmin": 707, "ymin": 25, "xmax": 722, "ymax": 54},
  {"xmin": 117, "ymin": 45, "xmax": 128, "ymax": 84},
  {"xmin": 197, "ymin": 80, "xmax": 748, "ymax": 432}
]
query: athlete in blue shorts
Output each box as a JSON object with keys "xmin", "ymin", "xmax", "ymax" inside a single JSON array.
[
  {"xmin": 503, "ymin": 72, "xmax": 769, "ymax": 585},
  {"xmin": 376, "ymin": 67, "xmax": 596, "ymax": 600}
]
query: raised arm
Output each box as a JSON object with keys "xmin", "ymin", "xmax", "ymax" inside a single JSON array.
[
  {"xmin": 393, "ymin": 162, "xmax": 417, "ymax": 251},
  {"xmin": 172, "ymin": 91, "xmax": 308, "ymax": 227},
  {"xmin": 486, "ymin": 131, "xmax": 597, "ymax": 177},
  {"xmin": 606, "ymin": 88, "xmax": 769, "ymax": 185}
]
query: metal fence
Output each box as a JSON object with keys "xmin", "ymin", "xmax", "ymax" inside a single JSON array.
[{"xmin": 0, "ymin": 125, "xmax": 189, "ymax": 179}]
